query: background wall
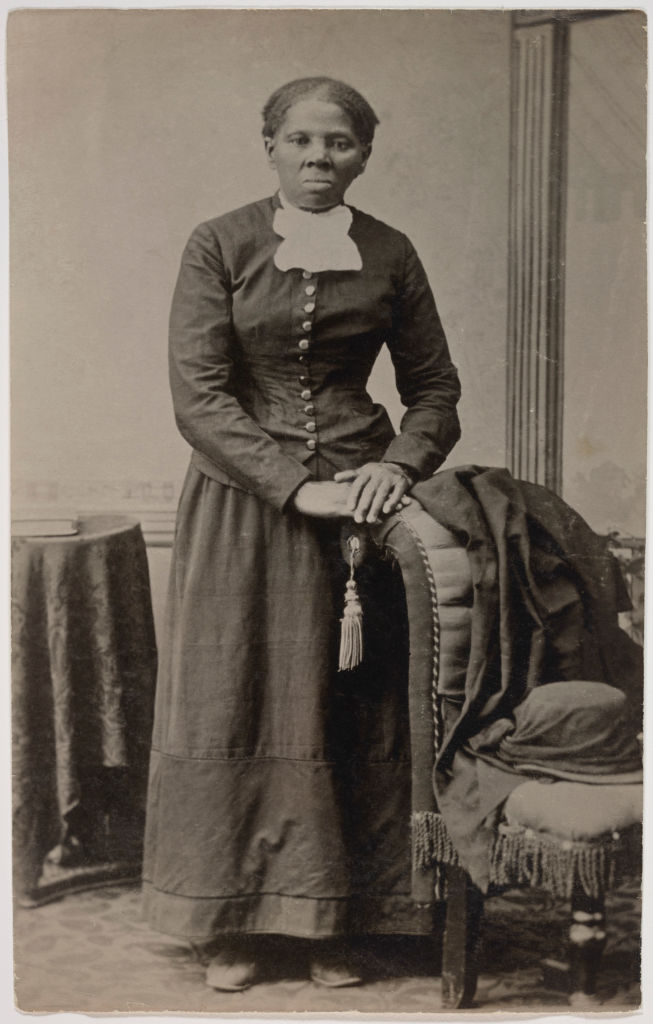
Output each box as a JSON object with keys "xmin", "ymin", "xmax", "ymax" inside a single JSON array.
[{"xmin": 562, "ymin": 11, "xmax": 647, "ymax": 537}]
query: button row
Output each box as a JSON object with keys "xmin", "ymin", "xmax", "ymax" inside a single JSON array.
[{"xmin": 299, "ymin": 272, "xmax": 317, "ymax": 451}]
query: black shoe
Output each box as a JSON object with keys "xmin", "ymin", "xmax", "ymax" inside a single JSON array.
[
  {"xmin": 205, "ymin": 942, "xmax": 259, "ymax": 991},
  {"xmin": 310, "ymin": 941, "xmax": 363, "ymax": 988}
]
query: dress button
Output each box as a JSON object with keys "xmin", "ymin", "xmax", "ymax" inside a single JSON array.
[
  {"xmin": 305, "ymin": 421, "xmax": 316, "ymax": 432},
  {"xmin": 305, "ymin": 285, "xmax": 316, "ymax": 296},
  {"xmin": 306, "ymin": 439, "xmax": 317, "ymax": 451},
  {"xmin": 303, "ymin": 302, "xmax": 316, "ymax": 313},
  {"xmin": 298, "ymin": 339, "xmax": 310, "ymax": 351},
  {"xmin": 302, "ymin": 270, "xmax": 312, "ymax": 280},
  {"xmin": 302, "ymin": 321, "xmax": 312, "ymax": 332},
  {"xmin": 304, "ymin": 404, "xmax": 315, "ymax": 415},
  {"xmin": 298, "ymin": 354, "xmax": 307, "ymax": 363},
  {"xmin": 300, "ymin": 389, "xmax": 312, "ymax": 400},
  {"xmin": 299, "ymin": 375, "xmax": 310, "ymax": 385}
]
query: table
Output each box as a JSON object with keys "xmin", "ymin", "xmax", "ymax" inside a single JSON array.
[{"xmin": 12, "ymin": 515, "xmax": 158, "ymax": 906}]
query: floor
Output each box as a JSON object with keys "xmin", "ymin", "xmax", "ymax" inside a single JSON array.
[{"xmin": 13, "ymin": 880, "xmax": 641, "ymax": 1014}]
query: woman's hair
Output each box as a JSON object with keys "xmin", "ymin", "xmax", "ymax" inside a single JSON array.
[{"xmin": 262, "ymin": 77, "xmax": 379, "ymax": 147}]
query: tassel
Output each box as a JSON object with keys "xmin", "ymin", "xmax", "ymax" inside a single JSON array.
[{"xmin": 338, "ymin": 535, "xmax": 363, "ymax": 671}]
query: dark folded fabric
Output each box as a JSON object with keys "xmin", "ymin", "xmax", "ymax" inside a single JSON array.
[
  {"xmin": 469, "ymin": 680, "xmax": 642, "ymax": 782},
  {"xmin": 409, "ymin": 466, "xmax": 643, "ymax": 890},
  {"xmin": 413, "ymin": 466, "xmax": 643, "ymax": 775}
]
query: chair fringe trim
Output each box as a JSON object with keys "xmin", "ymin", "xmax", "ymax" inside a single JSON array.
[
  {"xmin": 412, "ymin": 813, "xmax": 641, "ymax": 901},
  {"xmin": 412, "ymin": 811, "xmax": 460, "ymax": 870},
  {"xmin": 489, "ymin": 823, "xmax": 642, "ymax": 900}
]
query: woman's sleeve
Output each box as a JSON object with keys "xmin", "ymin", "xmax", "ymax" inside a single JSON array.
[
  {"xmin": 168, "ymin": 222, "xmax": 312, "ymax": 511},
  {"xmin": 382, "ymin": 237, "xmax": 462, "ymax": 479}
]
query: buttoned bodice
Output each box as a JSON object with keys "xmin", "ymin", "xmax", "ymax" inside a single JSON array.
[{"xmin": 169, "ymin": 196, "xmax": 461, "ymax": 510}]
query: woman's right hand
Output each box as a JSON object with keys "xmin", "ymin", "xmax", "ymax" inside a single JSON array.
[{"xmin": 292, "ymin": 481, "xmax": 353, "ymax": 518}]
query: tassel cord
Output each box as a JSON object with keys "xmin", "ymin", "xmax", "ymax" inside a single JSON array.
[{"xmin": 338, "ymin": 535, "xmax": 364, "ymax": 672}]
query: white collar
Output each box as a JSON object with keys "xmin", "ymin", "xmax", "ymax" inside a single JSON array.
[{"xmin": 272, "ymin": 191, "xmax": 362, "ymax": 273}]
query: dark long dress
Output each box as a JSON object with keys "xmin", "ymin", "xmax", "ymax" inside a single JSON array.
[{"xmin": 142, "ymin": 195, "xmax": 461, "ymax": 938}]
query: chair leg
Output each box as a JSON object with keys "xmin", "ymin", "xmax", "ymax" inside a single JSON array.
[
  {"xmin": 568, "ymin": 883, "xmax": 606, "ymax": 1007},
  {"xmin": 441, "ymin": 864, "xmax": 484, "ymax": 1009}
]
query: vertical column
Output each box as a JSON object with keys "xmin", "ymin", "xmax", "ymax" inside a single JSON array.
[{"xmin": 507, "ymin": 15, "xmax": 569, "ymax": 491}]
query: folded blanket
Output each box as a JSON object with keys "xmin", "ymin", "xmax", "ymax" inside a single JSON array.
[
  {"xmin": 470, "ymin": 680, "xmax": 642, "ymax": 783},
  {"xmin": 406, "ymin": 467, "xmax": 643, "ymax": 890}
]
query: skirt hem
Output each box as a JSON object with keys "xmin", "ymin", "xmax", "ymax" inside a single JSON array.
[{"xmin": 141, "ymin": 883, "xmax": 436, "ymax": 940}]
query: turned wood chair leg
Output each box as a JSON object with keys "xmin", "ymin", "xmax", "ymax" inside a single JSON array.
[
  {"xmin": 441, "ymin": 864, "xmax": 484, "ymax": 1009},
  {"xmin": 568, "ymin": 881, "xmax": 606, "ymax": 1006}
]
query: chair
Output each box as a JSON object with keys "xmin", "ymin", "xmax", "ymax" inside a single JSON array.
[{"xmin": 373, "ymin": 498, "xmax": 643, "ymax": 1009}]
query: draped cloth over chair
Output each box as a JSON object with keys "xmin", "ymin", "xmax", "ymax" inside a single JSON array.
[{"xmin": 371, "ymin": 467, "xmax": 643, "ymax": 1008}]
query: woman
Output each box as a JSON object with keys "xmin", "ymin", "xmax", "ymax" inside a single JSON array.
[{"xmin": 143, "ymin": 76, "xmax": 461, "ymax": 992}]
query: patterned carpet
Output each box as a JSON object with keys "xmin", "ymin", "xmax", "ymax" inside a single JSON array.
[{"xmin": 13, "ymin": 881, "xmax": 640, "ymax": 1014}]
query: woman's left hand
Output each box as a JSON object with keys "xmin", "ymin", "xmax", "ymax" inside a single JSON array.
[{"xmin": 334, "ymin": 462, "xmax": 412, "ymax": 524}]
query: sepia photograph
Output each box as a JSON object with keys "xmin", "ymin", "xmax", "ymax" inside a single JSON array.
[{"xmin": 7, "ymin": 5, "xmax": 646, "ymax": 1016}]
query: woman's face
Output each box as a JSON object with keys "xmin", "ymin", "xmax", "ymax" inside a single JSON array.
[{"xmin": 265, "ymin": 99, "xmax": 370, "ymax": 211}]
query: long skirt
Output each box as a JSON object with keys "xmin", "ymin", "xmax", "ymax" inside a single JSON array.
[{"xmin": 142, "ymin": 460, "xmax": 434, "ymax": 939}]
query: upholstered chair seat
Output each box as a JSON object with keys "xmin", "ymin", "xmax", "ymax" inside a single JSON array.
[{"xmin": 503, "ymin": 779, "xmax": 643, "ymax": 842}]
